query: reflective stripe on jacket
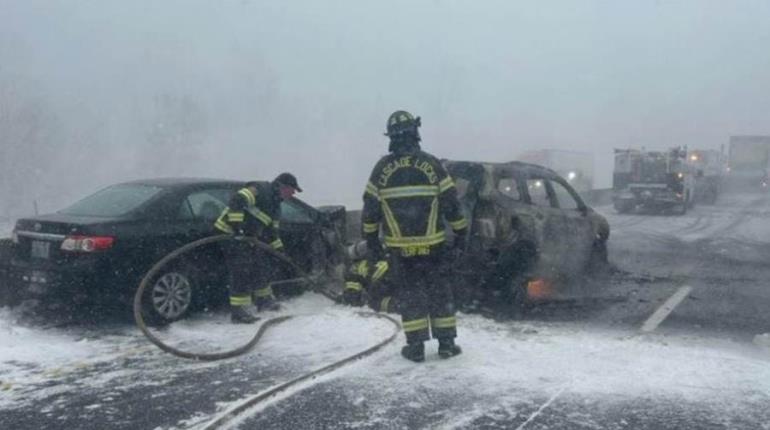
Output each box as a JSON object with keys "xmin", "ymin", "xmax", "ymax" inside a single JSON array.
[
  {"xmin": 214, "ymin": 183, "xmax": 284, "ymax": 250},
  {"xmin": 361, "ymin": 149, "xmax": 468, "ymax": 252}
]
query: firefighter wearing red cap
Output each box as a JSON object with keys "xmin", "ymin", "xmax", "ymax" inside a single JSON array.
[{"xmin": 215, "ymin": 172, "xmax": 302, "ymax": 323}]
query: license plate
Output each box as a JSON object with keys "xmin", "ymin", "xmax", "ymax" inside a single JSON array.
[{"xmin": 31, "ymin": 240, "xmax": 51, "ymax": 259}]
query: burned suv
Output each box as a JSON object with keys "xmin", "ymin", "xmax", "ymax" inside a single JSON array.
[{"xmin": 444, "ymin": 160, "xmax": 610, "ymax": 308}]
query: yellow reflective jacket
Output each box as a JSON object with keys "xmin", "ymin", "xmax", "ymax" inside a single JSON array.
[
  {"xmin": 361, "ymin": 148, "xmax": 467, "ymax": 255},
  {"xmin": 214, "ymin": 182, "xmax": 284, "ymax": 250}
]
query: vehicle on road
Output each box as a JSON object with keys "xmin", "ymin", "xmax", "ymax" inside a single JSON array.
[
  {"xmin": 612, "ymin": 147, "xmax": 695, "ymax": 214},
  {"xmin": 726, "ymin": 135, "xmax": 770, "ymax": 192},
  {"xmin": 0, "ymin": 178, "xmax": 347, "ymax": 323},
  {"xmin": 443, "ymin": 160, "xmax": 610, "ymax": 311},
  {"xmin": 688, "ymin": 148, "xmax": 727, "ymax": 204}
]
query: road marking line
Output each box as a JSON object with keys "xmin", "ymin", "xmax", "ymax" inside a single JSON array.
[
  {"xmin": 640, "ymin": 285, "xmax": 692, "ymax": 333},
  {"xmin": 515, "ymin": 386, "xmax": 566, "ymax": 430}
]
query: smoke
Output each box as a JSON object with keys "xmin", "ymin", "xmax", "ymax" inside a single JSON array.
[{"xmin": 1, "ymin": 1, "xmax": 770, "ymax": 217}]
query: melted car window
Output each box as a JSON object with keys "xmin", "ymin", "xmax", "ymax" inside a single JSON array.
[
  {"xmin": 497, "ymin": 177, "xmax": 521, "ymax": 200},
  {"xmin": 550, "ymin": 181, "xmax": 580, "ymax": 210},
  {"xmin": 526, "ymin": 179, "xmax": 551, "ymax": 207}
]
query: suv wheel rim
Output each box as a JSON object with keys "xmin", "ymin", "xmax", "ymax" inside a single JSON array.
[{"xmin": 151, "ymin": 272, "xmax": 192, "ymax": 320}]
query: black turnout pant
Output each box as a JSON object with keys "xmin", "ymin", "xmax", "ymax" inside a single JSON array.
[
  {"xmin": 393, "ymin": 251, "xmax": 457, "ymax": 344},
  {"xmin": 220, "ymin": 239, "xmax": 271, "ymax": 306}
]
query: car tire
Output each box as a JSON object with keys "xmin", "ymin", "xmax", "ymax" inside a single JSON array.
[{"xmin": 142, "ymin": 263, "xmax": 200, "ymax": 326}]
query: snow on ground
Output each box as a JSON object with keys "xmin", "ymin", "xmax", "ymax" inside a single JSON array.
[
  {"xmin": 226, "ymin": 311, "xmax": 770, "ymax": 429},
  {"xmin": 2, "ymin": 290, "xmax": 770, "ymax": 427},
  {"xmin": 0, "ymin": 293, "xmax": 396, "ymax": 409},
  {"xmin": 349, "ymin": 313, "xmax": 770, "ymax": 400},
  {"xmin": 599, "ymin": 194, "xmax": 770, "ymax": 244},
  {"xmin": 0, "ymin": 306, "xmax": 150, "ymax": 405},
  {"xmin": 152, "ymin": 293, "xmax": 397, "ymax": 367},
  {"xmin": 597, "ymin": 194, "xmax": 770, "ymax": 277}
]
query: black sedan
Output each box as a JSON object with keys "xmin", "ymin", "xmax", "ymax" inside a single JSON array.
[{"xmin": 4, "ymin": 178, "xmax": 346, "ymax": 322}]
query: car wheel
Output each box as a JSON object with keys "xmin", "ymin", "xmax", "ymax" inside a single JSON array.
[{"xmin": 143, "ymin": 266, "xmax": 198, "ymax": 325}]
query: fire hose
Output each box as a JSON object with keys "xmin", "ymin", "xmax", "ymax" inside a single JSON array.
[
  {"xmin": 134, "ymin": 234, "xmax": 400, "ymax": 361},
  {"xmin": 133, "ymin": 235, "xmax": 401, "ymax": 427}
]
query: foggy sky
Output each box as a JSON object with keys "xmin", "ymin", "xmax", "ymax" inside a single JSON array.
[{"xmin": 2, "ymin": 0, "xmax": 770, "ymax": 214}]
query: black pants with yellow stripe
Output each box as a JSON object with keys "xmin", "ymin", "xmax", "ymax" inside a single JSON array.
[
  {"xmin": 393, "ymin": 251, "xmax": 456, "ymax": 344},
  {"xmin": 220, "ymin": 239, "xmax": 273, "ymax": 307}
]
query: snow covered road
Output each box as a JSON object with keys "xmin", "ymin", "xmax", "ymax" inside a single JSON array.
[{"xmin": 2, "ymin": 194, "xmax": 770, "ymax": 429}]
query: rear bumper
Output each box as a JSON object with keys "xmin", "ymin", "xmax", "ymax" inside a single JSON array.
[
  {"xmin": 7, "ymin": 258, "xmax": 123, "ymax": 301},
  {"xmin": 614, "ymin": 190, "xmax": 684, "ymax": 206}
]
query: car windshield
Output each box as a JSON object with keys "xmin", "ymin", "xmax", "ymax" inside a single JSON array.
[{"xmin": 59, "ymin": 184, "xmax": 162, "ymax": 217}]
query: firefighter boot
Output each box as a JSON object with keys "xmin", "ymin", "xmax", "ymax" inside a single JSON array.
[
  {"xmin": 438, "ymin": 338, "xmax": 462, "ymax": 359},
  {"xmin": 256, "ymin": 296, "xmax": 281, "ymax": 312},
  {"xmin": 401, "ymin": 341, "xmax": 425, "ymax": 363},
  {"xmin": 231, "ymin": 306, "xmax": 260, "ymax": 324}
]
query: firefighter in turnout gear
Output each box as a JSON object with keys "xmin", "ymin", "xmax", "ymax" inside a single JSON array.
[
  {"xmin": 214, "ymin": 173, "xmax": 302, "ymax": 323},
  {"xmin": 361, "ymin": 110, "xmax": 468, "ymax": 362},
  {"xmin": 342, "ymin": 241, "xmax": 400, "ymax": 313}
]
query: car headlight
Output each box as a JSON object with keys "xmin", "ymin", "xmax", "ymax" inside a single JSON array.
[{"xmin": 567, "ymin": 171, "xmax": 577, "ymax": 181}]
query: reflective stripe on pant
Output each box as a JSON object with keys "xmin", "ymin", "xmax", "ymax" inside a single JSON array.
[
  {"xmin": 255, "ymin": 285, "xmax": 274, "ymax": 298},
  {"xmin": 394, "ymin": 252, "xmax": 457, "ymax": 343},
  {"xmin": 229, "ymin": 294, "xmax": 252, "ymax": 306},
  {"xmin": 220, "ymin": 239, "xmax": 272, "ymax": 302},
  {"xmin": 401, "ymin": 317, "xmax": 429, "ymax": 342}
]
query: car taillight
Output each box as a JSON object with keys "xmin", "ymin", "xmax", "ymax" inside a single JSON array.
[{"xmin": 60, "ymin": 236, "xmax": 115, "ymax": 252}]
